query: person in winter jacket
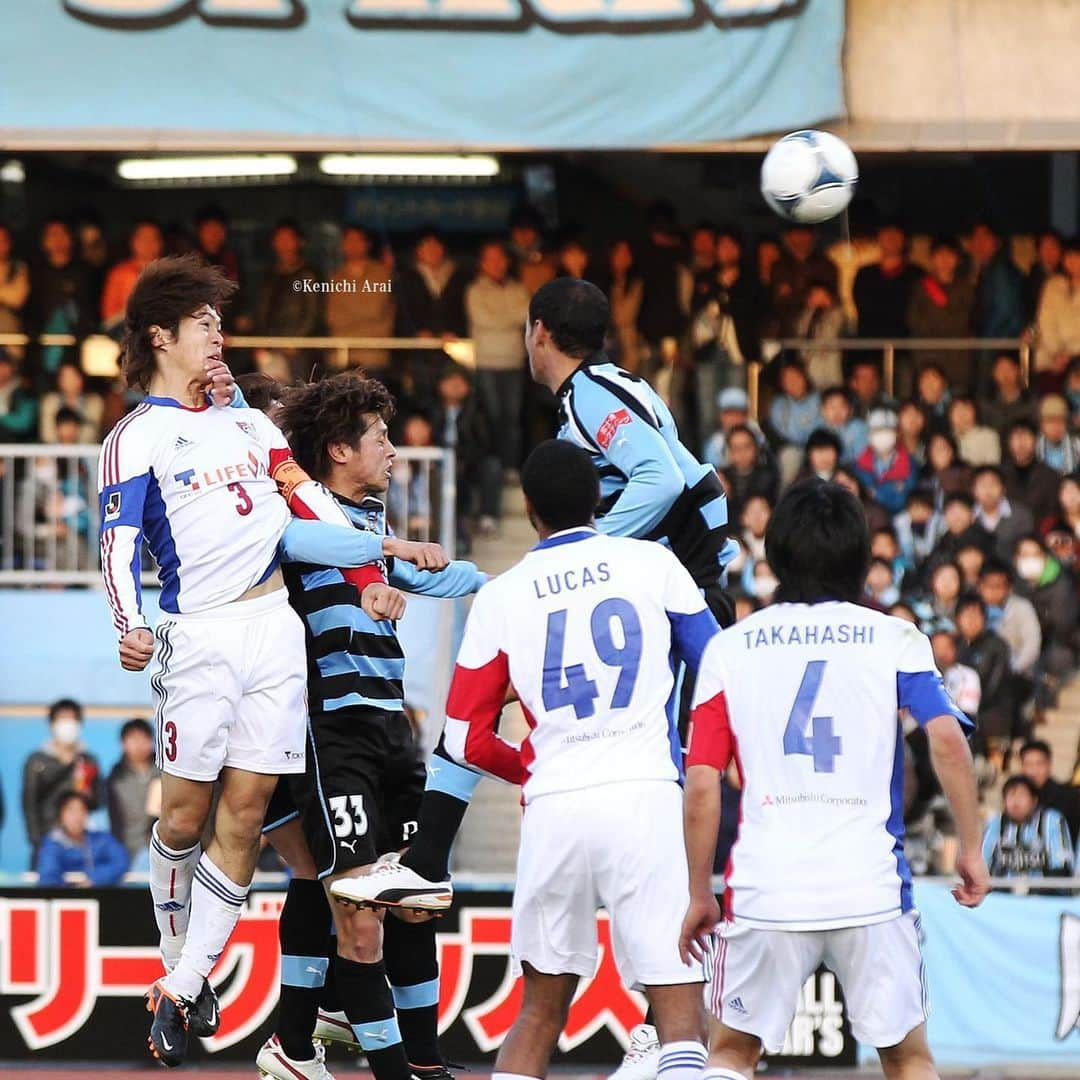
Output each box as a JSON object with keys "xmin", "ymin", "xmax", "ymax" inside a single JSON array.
[{"xmin": 36, "ymin": 791, "xmax": 129, "ymax": 886}]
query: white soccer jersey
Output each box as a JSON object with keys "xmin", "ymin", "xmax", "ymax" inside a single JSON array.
[
  {"xmin": 688, "ymin": 602, "xmax": 972, "ymax": 932},
  {"xmin": 442, "ymin": 527, "xmax": 718, "ymax": 802}
]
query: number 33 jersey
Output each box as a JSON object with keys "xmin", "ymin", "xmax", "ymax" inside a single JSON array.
[
  {"xmin": 687, "ymin": 602, "xmax": 972, "ymax": 931},
  {"xmin": 98, "ymin": 397, "xmax": 292, "ymax": 632},
  {"xmin": 443, "ymin": 527, "xmax": 719, "ymax": 803}
]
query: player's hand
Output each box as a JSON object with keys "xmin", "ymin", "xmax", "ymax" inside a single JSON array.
[
  {"xmin": 204, "ymin": 356, "xmax": 236, "ymax": 407},
  {"xmin": 383, "ymin": 537, "xmax": 450, "ymax": 572},
  {"xmin": 678, "ymin": 892, "xmax": 721, "ymax": 965},
  {"xmin": 361, "ymin": 583, "xmax": 407, "ymax": 621},
  {"xmin": 118, "ymin": 628, "xmax": 155, "ymax": 671},
  {"xmin": 952, "ymin": 850, "xmax": 990, "ymax": 908}
]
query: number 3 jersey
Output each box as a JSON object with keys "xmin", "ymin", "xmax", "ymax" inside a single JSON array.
[
  {"xmin": 98, "ymin": 396, "xmax": 294, "ymax": 633},
  {"xmin": 688, "ymin": 602, "xmax": 972, "ymax": 931},
  {"xmin": 443, "ymin": 527, "xmax": 719, "ymax": 803}
]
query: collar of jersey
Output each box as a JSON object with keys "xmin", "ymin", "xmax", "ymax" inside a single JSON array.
[
  {"xmin": 555, "ymin": 352, "xmax": 608, "ymax": 400},
  {"xmin": 532, "ymin": 526, "xmax": 598, "ymax": 551},
  {"xmin": 144, "ymin": 395, "xmax": 209, "ymax": 412}
]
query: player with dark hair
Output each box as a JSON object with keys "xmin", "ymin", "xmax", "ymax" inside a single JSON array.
[
  {"xmin": 681, "ymin": 480, "xmax": 989, "ymax": 1080},
  {"xmin": 254, "ymin": 372, "xmax": 487, "ymax": 1080}
]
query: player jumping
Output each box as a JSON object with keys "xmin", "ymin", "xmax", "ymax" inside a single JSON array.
[
  {"xmin": 680, "ymin": 480, "xmax": 990, "ymax": 1080},
  {"xmin": 432, "ymin": 438, "xmax": 720, "ymax": 1080},
  {"xmin": 98, "ymin": 257, "xmax": 418, "ymax": 1066}
]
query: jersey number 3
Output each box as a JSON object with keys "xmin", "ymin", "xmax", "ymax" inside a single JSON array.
[
  {"xmin": 542, "ymin": 599, "xmax": 642, "ymax": 720},
  {"xmin": 783, "ymin": 660, "xmax": 842, "ymax": 772}
]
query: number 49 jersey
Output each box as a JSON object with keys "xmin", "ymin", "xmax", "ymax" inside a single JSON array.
[
  {"xmin": 688, "ymin": 602, "xmax": 972, "ymax": 932},
  {"xmin": 443, "ymin": 528, "xmax": 719, "ymax": 803}
]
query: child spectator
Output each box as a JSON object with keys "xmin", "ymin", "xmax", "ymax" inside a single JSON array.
[
  {"xmin": 893, "ymin": 488, "xmax": 943, "ymax": 570},
  {"xmin": 818, "ymin": 385, "xmax": 868, "ymax": 462},
  {"xmin": 797, "ymin": 427, "xmax": 843, "ymax": 483},
  {"xmin": 923, "ymin": 431, "xmax": 973, "ymax": 508},
  {"xmin": 36, "ymin": 791, "xmax": 130, "ymax": 887},
  {"xmin": 854, "ymin": 408, "xmax": 918, "ymax": 514}
]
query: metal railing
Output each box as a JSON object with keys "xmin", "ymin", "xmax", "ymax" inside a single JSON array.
[{"xmin": 0, "ymin": 443, "xmax": 456, "ymax": 585}]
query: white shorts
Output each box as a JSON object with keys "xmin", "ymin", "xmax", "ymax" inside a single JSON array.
[
  {"xmin": 708, "ymin": 910, "xmax": 929, "ymax": 1052},
  {"xmin": 512, "ymin": 779, "xmax": 702, "ymax": 991},
  {"xmin": 151, "ymin": 588, "xmax": 308, "ymax": 782}
]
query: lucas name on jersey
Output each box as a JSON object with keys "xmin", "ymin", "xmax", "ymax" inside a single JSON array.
[
  {"xmin": 532, "ymin": 560, "xmax": 611, "ymax": 601},
  {"xmin": 741, "ymin": 621, "xmax": 876, "ymax": 650}
]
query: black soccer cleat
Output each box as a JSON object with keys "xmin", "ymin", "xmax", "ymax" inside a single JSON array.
[
  {"xmin": 187, "ymin": 978, "xmax": 220, "ymax": 1038},
  {"xmin": 145, "ymin": 979, "xmax": 189, "ymax": 1067}
]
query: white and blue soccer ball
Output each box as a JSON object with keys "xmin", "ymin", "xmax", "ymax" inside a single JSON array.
[{"xmin": 760, "ymin": 130, "xmax": 858, "ymax": 224}]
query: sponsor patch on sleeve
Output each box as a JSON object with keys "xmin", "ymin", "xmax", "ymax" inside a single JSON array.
[
  {"xmin": 104, "ymin": 490, "xmax": 122, "ymax": 522},
  {"xmin": 596, "ymin": 408, "xmax": 632, "ymax": 450}
]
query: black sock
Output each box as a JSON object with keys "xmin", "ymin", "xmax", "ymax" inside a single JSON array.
[
  {"xmin": 400, "ymin": 740, "xmax": 480, "ymax": 881},
  {"xmin": 319, "ymin": 931, "xmax": 341, "ymax": 1013},
  {"xmin": 384, "ymin": 914, "xmax": 441, "ymax": 1068},
  {"xmin": 276, "ymin": 878, "xmax": 331, "ymax": 1061},
  {"xmin": 334, "ymin": 956, "xmax": 412, "ymax": 1080}
]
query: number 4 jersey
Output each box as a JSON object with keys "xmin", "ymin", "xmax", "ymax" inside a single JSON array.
[
  {"xmin": 688, "ymin": 601, "xmax": 972, "ymax": 931},
  {"xmin": 443, "ymin": 527, "xmax": 719, "ymax": 802}
]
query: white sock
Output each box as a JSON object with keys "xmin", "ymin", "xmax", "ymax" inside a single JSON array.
[
  {"xmin": 492, "ymin": 1073, "xmax": 541, "ymax": 1080},
  {"xmin": 148, "ymin": 823, "xmax": 201, "ymax": 972},
  {"xmin": 703, "ymin": 1068, "xmax": 748, "ymax": 1080},
  {"xmin": 658, "ymin": 1040, "xmax": 707, "ymax": 1080},
  {"xmin": 161, "ymin": 854, "xmax": 248, "ymax": 1002}
]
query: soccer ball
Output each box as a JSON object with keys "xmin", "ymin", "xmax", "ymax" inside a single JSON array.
[{"xmin": 760, "ymin": 130, "xmax": 858, "ymax": 224}]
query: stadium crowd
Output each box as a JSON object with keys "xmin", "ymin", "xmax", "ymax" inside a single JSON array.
[{"xmin": 1, "ymin": 202, "xmax": 1079, "ymax": 883}]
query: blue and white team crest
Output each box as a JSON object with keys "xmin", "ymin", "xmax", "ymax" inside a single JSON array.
[
  {"xmin": 104, "ymin": 490, "xmax": 122, "ymax": 522},
  {"xmin": 235, "ymin": 420, "xmax": 258, "ymax": 438}
]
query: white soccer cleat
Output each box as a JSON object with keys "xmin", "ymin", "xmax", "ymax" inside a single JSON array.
[
  {"xmin": 257, "ymin": 1034, "xmax": 335, "ymax": 1080},
  {"xmin": 609, "ymin": 1024, "xmax": 660, "ymax": 1080},
  {"xmin": 329, "ymin": 853, "xmax": 453, "ymax": 912},
  {"xmin": 313, "ymin": 1009, "xmax": 361, "ymax": 1052}
]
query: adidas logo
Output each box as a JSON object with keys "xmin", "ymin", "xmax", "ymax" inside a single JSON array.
[
  {"xmin": 726, "ymin": 996, "xmax": 748, "ymax": 1015},
  {"xmin": 174, "ymin": 435, "xmax": 194, "ymax": 451}
]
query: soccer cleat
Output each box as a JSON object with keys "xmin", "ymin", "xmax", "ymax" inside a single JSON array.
[
  {"xmin": 329, "ymin": 853, "xmax": 453, "ymax": 912},
  {"xmin": 313, "ymin": 1008, "xmax": 362, "ymax": 1052},
  {"xmin": 608, "ymin": 1024, "xmax": 660, "ymax": 1080},
  {"xmin": 257, "ymin": 1034, "xmax": 335, "ymax": 1080},
  {"xmin": 145, "ymin": 979, "xmax": 189, "ymax": 1067},
  {"xmin": 411, "ymin": 1064, "xmax": 460, "ymax": 1080},
  {"xmin": 187, "ymin": 978, "xmax": 220, "ymax": 1037}
]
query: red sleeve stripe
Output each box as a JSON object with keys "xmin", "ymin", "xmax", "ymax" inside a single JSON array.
[
  {"xmin": 103, "ymin": 404, "xmax": 151, "ymax": 487},
  {"xmin": 686, "ymin": 690, "xmax": 733, "ymax": 771},
  {"xmin": 101, "ymin": 528, "xmax": 128, "ymax": 636}
]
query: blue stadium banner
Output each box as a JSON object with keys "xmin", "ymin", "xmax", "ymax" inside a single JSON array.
[{"xmin": 1, "ymin": 1, "xmax": 846, "ymax": 148}]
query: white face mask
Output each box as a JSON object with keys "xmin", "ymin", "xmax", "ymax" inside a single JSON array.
[
  {"xmin": 1016, "ymin": 555, "xmax": 1044, "ymax": 582},
  {"xmin": 752, "ymin": 575, "xmax": 779, "ymax": 598},
  {"xmin": 869, "ymin": 429, "xmax": 897, "ymax": 456},
  {"xmin": 52, "ymin": 718, "xmax": 81, "ymax": 747}
]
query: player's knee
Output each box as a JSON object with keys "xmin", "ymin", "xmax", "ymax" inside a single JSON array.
[
  {"xmin": 157, "ymin": 803, "xmax": 206, "ymax": 849},
  {"xmin": 878, "ymin": 1034, "xmax": 935, "ymax": 1078}
]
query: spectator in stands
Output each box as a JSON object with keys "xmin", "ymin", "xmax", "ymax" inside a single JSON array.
[
  {"xmin": 920, "ymin": 559, "xmax": 963, "ymax": 626},
  {"xmin": 193, "ymin": 205, "xmax": 245, "ymax": 331},
  {"xmin": 853, "ymin": 221, "xmax": 922, "ymax": 339},
  {"xmin": 1036, "ymin": 394, "xmax": 1080, "ymax": 474},
  {"xmin": 1018, "ymin": 739, "xmax": 1080, "ymax": 843},
  {"xmin": 702, "ymin": 387, "xmax": 765, "ymax": 471},
  {"xmin": 897, "ymin": 399, "xmax": 928, "ymax": 464},
  {"xmin": 1013, "ymin": 533, "xmax": 1078, "ymax": 688},
  {"xmin": 847, "ymin": 357, "xmax": 892, "ymax": 420},
  {"xmin": 797, "ymin": 426, "xmax": 844, "ymax": 484},
  {"xmin": 894, "ymin": 488, "xmax": 943, "ymax": 570},
  {"xmin": 767, "ymin": 357, "xmax": 820, "ymax": 485},
  {"xmin": 107, "ymin": 718, "xmax": 159, "ymax": 866},
  {"xmin": 76, "ymin": 214, "xmax": 109, "ymax": 301},
  {"xmin": 1035, "ymin": 236, "xmax": 1080, "ymax": 391},
  {"xmin": 871, "ymin": 525, "xmax": 907, "ymax": 591},
  {"xmin": 253, "ymin": 218, "xmax": 322, "ymax": 382},
  {"xmin": 388, "ymin": 412, "xmax": 435, "ymax": 537},
  {"xmin": 688, "ymin": 221, "xmax": 718, "ymax": 277},
  {"xmin": 948, "ymin": 394, "xmax": 1000, "ymax": 466},
  {"xmin": 924, "ymin": 431, "xmax": 973, "ymax": 508},
  {"xmin": 1040, "ymin": 474, "xmax": 1080, "ymax": 565},
  {"xmin": 977, "ymin": 559, "xmax": 1041, "ymax": 673},
  {"xmin": 39, "ymin": 360, "xmax": 103, "ymax": 443},
  {"xmin": 914, "ymin": 364, "xmax": 952, "ymax": 434},
  {"xmin": 601, "ymin": 238, "xmax": 643, "ymax": 372},
  {"xmin": 0, "ymin": 352, "xmax": 37, "ymax": 441},
  {"xmin": 27, "ymin": 218, "xmax": 97, "ymax": 383},
  {"xmin": 466, "ymin": 239, "xmax": 530, "ymax": 520},
  {"xmin": 325, "ymin": 224, "xmax": 395, "ymax": 373},
  {"xmin": 556, "ymin": 236, "xmax": 594, "ymax": 283},
  {"xmin": 506, "ymin": 206, "xmax": 557, "ymax": 296},
  {"xmin": 22, "ymin": 699, "xmax": 104, "ymax": 865},
  {"xmin": 957, "ymin": 540, "xmax": 991, "ymax": 591},
  {"xmin": 973, "ymin": 465, "xmax": 1035, "ymax": 561},
  {"xmin": 930, "ymin": 628, "xmax": 981, "ymax": 724},
  {"xmin": 792, "ymin": 279, "xmax": 846, "ymax": 387},
  {"xmin": 100, "ymin": 220, "xmax": 163, "ymax": 333},
  {"xmin": 1066, "ymin": 357, "xmax": 1080, "ymax": 424},
  {"xmin": 36, "ymin": 791, "xmax": 129, "ymax": 887},
  {"xmin": 854, "ymin": 408, "xmax": 918, "ymax": 515},
  {"xmin": 739, "ymin": 492, "xmax": 771, "ymax": 565},
  {"xmin": 864, "ymin": 556, "xmax": 899, "ymax": 608},
  {"xmin": 1026, "ymin": 229, "xmax": 1064, "ymax": 319},
  {"xmin": 0, "ymin": 222, "xmax": 30, "ymax": 361},
  {"xmin": 981, "ymin": 352, "xmax": 1037, "ymax": 433},
  {"xmin": 983, "ymin": 775, "xmax": 1074, "ymax": 880},
  {"xmin": 955, "ymin": 594, "xmax": 1014, "ymax": 754},
  {"xmin": 907, "ymin": 237, "xmax": 975, "ymax": 386},
  {"xmin": 969, "ymin": 221, "xmax": 1026, "ymax": 340},
  {"xmin": 713, "ymin": 228, "xmax": 764, "ymax": 363},
  {"xmin": 770, "ymin": 224, "xmax": 838, "ymax": 337},
  {"xmin": 636, "ymin": 201, "xmax": 687, "ymax": 365},
  {"xmin": 431, "ymin": 363, "xmax": 492, "ymax": 554},
  {"xmin": 818, "ymin": 385, "xmax": 868, "ymax": 462},
  {"xmin": 721, "ymin": 423, "xmax": 779, "ymax": 521},
  {"xmin": 756, "ymin": 237, "xmax": 782, "ymax": 296},
  {"xmin": 1003, "ymin": 418, "xmax": 1062, "ymax": 524}
]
